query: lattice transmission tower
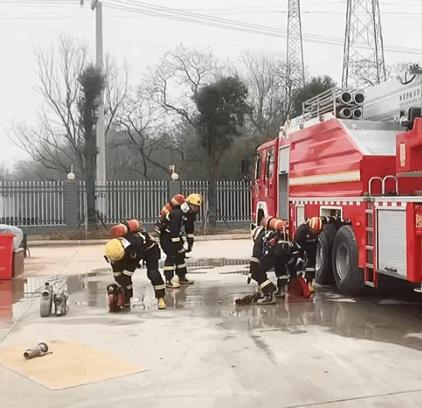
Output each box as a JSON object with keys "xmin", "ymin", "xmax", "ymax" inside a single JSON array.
[
  {"xmin": 285, "ymin": 0, "xmax": 305, "ymax": 111},
  {"xmin": 342, "ymin": 0, "xmax": 386, "ymax": 88}
]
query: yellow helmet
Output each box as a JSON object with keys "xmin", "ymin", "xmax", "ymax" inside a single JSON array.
[
  {"xmin": 104, "ymin": 239, "xmax": 124, "ymax": 261},
  {"xmin": 186, "ymin": 193, "xmax": 202, "ymax": 207}
]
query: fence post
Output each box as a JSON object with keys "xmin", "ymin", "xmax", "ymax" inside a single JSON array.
[
  {"xmin": 63, "ymin": 180, "xmax": 79, "ymax": 226},
  {"xmin": 169, "ymin": 180, "xmax": 181, "ymax": 199}
]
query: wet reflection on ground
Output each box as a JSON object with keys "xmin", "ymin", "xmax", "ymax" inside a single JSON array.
[{"xmin": 2, "ymin": 258, "xmax": 422, "ymax": 351}]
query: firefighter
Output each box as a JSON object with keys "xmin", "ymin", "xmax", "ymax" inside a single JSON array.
[
  {"xmin": 243, "ymin": 219, "xmax": 298, "ymax": 305},
  {"xmin": 294, "ymin": 216, "xmax": 325, "ymax": 293},
  {"xmin": 159, "ymin": 193, "xmax": 202, "ymax": 288},
  {"xmin": 104, "ymin": 228, "xmax": 166, "ymax": 310}
]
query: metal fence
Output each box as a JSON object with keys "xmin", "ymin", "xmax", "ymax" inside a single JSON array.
[
  {"xmin": 79, "ymin": 181, "xmax": 170, "ymax": 224},
  {"xmin": 0, "ymin": 181, "xmax": 64, "ymax": 226},
  {"xmin": 0, "ymin": 180, "xmax": 250, "ymax": 227},
  {"xmin": 181, "ymin": 180, "xmax": 251, "ymax": 222}
]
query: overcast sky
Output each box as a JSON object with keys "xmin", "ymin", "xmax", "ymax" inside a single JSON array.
[{"xmin": 0, "ymin": 0, "xmax": 421, "ymax": 168}]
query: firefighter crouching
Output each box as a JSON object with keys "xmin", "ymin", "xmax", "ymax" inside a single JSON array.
[
  {"xmin": 294, "ymin": 216, "xmax": 325, "ymax": 293},
  {"xmin": 157, "ymin": 194, "xmax": 202, "ymax": 288},
  {"xmin": 240, "ymin": 217, "xmax": 298, "ymax": 305},
  {"xmin": 104, "ymin": 219, "xmax": 166, "ymax": 311}
]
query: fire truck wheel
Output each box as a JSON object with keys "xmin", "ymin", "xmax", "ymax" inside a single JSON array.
[
  {"xmin": 315, "ymin": 224, "xmax": 337, "ymax": 285},
  {"xmin": 332, "ymin": 225, "xmax": 365, "ymax": 295}
]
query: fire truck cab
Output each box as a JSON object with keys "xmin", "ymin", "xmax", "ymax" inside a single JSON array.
[{"xmin": 252, "ymin": 75, "xmax": 422, "ymax": 295}]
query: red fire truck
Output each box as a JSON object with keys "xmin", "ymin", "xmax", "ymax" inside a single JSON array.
[{"xmin": 252, "ymin": 75, "xmax": 422, "ymax": 295}]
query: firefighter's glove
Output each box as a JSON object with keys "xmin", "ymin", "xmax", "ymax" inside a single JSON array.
[
  {"xmin": 296, "ymin": 257, "xmax": 304, "ymax": 267},
  {"xmin": 187, "ymin": 237, "xmax": 194, "ymax": 251}
]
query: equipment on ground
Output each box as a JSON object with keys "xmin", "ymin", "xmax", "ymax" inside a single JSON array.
[
  {"xmin": 106, "ymin": 283, "xmax": 126, "ymax": 312},
  {"xmin": 23, "ymin": 343, "xmax": 49, "ymax": 359},
  {"xmin": 40, "ymin": 282, "xmax": 53, "ymax": 317},
  {"xmin": 40, "ymin": 280, "xmax": 69, "ymax": 317},
  {"xmin": 235, "ymin": 292, "xmax": 261, "ymax": 305}
]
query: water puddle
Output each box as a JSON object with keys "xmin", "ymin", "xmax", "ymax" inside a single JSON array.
[{"xmin": 2, "ymin": 258, "xmax": 422, "ymax": 351}]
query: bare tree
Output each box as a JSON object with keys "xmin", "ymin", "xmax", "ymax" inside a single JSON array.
[
  {"xmin": 148, "ymin": 45, "xmax": 220, "ymax": 124},
  {"xmin": 113, "ymin": 86, "xmax": 175, "ymax": 179},
  {"xmin": 12, "ymin": 36, "xmax": 128, "ymax": 180},
  {"xmin": 240, "ymin": 51, "xmax": 287, "ymax": 140}
]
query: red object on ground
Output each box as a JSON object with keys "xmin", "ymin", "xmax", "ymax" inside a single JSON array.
[
  {"xmin": 288, "ymin": 276, "xmax": 311, "ymax": 298},
  {"xmin": 0, "ymin": 234, "xmax": 15, "ymax": 280}
]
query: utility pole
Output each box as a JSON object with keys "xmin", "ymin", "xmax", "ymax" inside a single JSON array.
[
  {"xmin": 83, "ymin": 0, "xmax": 106, "ymax": 217},
  {"xmin": 285, "ymin": 0, "xmax": 305, "ymax": 114},
  {"xmin": 342, "ymin": 0, "xmax": 386, "ymax": 88}
]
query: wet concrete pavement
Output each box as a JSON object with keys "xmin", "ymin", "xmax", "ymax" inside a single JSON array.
[{"xmin": 1, "ymin": 239, "xmax": 422, "ymax": 407}]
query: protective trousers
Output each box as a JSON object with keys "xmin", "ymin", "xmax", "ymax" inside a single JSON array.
[
  {"xmin": 114, "ymin": 272, "xmax": 133, "ymax": 306},
  {"xmin": 249, "ymin": 257, "xmax": 277, "ymax": 296},
  {"xmin": 302, "ymin": 241, "xmax": 317, "ymax": 283},
  {"xmin": 160, "ymin": 233, "xmax": 187, "ymax": 282},
  {"xmin": 274, "ymin": 256, "xmax": 295, "ymax": 291},
  {"xmin": 144, "ymin": 245, "xmax": 166, "ymax": 299}
]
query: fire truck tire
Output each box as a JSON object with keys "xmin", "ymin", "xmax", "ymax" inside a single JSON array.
[
  {"xmin": 315, "ymin": 224, "xmax": 337, "ymax": 285},
  {"xmin": 332, "ymin": 225, "xmax": 365, "ymax": 295}
]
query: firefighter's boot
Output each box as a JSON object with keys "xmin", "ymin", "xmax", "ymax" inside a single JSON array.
[
  {"xmin": 166, "ymin": 277, "xmax": 181, "ymax": 289},
  {"xmin": 257, "ymin": 291, "xmax": 276, "ymax": 305},
  {"xmin": 257, "ymin": 282, "xmax": 276, "ymax": 305},
  {"xmin": 275, "ymin": 278, "xmax": 287, "ymax": 298},
  {"xmin": 158, "ymin": 297, "xmax": 166, "ymax": 310},
  {"xmin": 178, "ymin": 276, "xmax": 194, "ymax": 285}
]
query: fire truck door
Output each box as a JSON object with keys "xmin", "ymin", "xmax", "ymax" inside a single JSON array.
[
  {"xmin": 254, "ymin": 152, "xmax": 264, "ymax": 198},
  {"xmin": 278, "ymin": 147, "xmax": 290, "ymax": 220}
]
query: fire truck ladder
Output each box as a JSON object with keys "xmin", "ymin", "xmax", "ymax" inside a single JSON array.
[
  {"xmin": 365, "ymin": 175, "xmax": 399, "ymax": 287},
  {"xmin": 364, "ymin": 201, "xmax": 377, "ymax": 287}
]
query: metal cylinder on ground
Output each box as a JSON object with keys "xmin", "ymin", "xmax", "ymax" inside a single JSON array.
[
  {"xmin": 40, "ymin": 283, "xmax": 53, "ymax": 317},
  {"xmin": 23, "ymin": 343, "xmax": 49, "ymax": 359}
]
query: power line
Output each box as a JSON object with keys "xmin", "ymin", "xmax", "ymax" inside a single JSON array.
[
  {"xmin": 1, "ymin": 0, "xmax": 421, "ymax": 55},
  {"xmin": 101, "ymin": 0, "xmax": 422, "ymax": 55}
]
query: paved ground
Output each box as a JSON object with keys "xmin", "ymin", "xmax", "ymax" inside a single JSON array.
[{"xmin": 1, "ymin": 238, "xmax": 422, "ymax": 407}]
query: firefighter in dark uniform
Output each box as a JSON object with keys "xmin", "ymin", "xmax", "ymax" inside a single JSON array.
[
  {"xmin": 159, "ymin": 193, "xmax": 202, "ymax": 288},
  {"xmin": 104, "ymin": 229, "xmax": 166, "ymax": 310},
  {"xmin": 294, "ymin": 216, "xmax": 325, "ymax": 293},
  {"xmin": 244, "ymin": 220, "xmax": 299, "ymax": 305}
]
